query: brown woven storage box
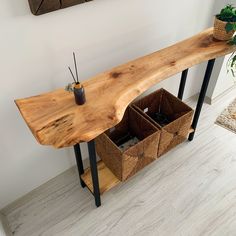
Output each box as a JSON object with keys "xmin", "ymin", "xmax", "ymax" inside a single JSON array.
[
  {"xmin": 132, "ymin": 89, "xmax": 193, "ymax": 157},
  {"xmin": 96, "ymin": 106, "xmax": 161, "ymax": 181},
  {"xmin": 213, "ymin": 17, "xmax": 235, "ymax": 41}
]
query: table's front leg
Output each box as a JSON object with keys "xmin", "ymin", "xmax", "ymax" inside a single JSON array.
[
  {"xmin": 87, "ymin": 140, "xmax": 101, "ymax": 207},
  {"xmin": 74, "ymin": 144, "xmax": 86, "ymax": 188},
  {"xmin": 189, "ymin": 58, "xmax": 216, "ymax": 141}
]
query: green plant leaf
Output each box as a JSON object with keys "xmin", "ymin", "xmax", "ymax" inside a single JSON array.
[
  {"xmin": 228, "ymin": 35, "xmax": 236, "ymax": 45},
  {"xmin": 233, "ymin": 23, "xmax": 236, "ymax": 30},
  {"xmin": 231, "ymin": 69, "xmax": 235, "ymax": 77},
  {"xmin": 227, "ymin": 53, "xmax": 236, "ymax": 77},
  {"xmin": 225, "ymin": 23, "xmax": 234, "ymax": 32},
  {"xmin": 217, "ymin": 4, "xmax": 236, "ymax": 22}
]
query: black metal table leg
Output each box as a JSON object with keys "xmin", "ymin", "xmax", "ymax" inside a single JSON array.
[
  {"xmin": 178, "ymin": 69, "xmax": 189, "ymax": 100},
  {"xmin": 87, "ymin": 140, "xmax": 101, "ymax": 207},
  {"xmin": 189, "ymin": 58, "xmax": 216, "ymax": 141},
  {"xmin": 74, "ymin": 144, "xmax": 86, "ymax": 188}
]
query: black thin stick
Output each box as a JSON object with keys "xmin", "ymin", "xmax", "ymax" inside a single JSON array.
[
  {"xmin": 73, "ymin": 52, "xmax": 79, "ymax": 83},
  {"xmin": 68, "ymin": 66, "xmax": 77, "ymax": 84}
]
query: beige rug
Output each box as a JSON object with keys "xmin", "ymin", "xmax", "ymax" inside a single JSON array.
[{"xmin": 216, "ymin": 98, "xmax": 236, "ymax": 134}]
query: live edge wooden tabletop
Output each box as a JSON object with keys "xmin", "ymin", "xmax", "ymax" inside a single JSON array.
[{"xmin": 15, "ymin": 28, "xmax": 236, "ymax": 148}]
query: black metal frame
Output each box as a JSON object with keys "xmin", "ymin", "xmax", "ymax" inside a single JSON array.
[
  {"xmin": 73, "ymin": 58, "xmax": 216, "ymax": 207},
  {"xmin": 73, "ymin": 144, "xmax": 86, "ymax": 188},
  {"xmin": 188, "ymin": 59, "xmax": 215, "ymax": 140},
  {"xmin": 178, "ymin": 69, "xmax": 188, "ymax": 100},
  {"xmin": 87, "ymin": 140, "xmax": 101, "ymax": 207},
  {"xmin": 73, "ymin": 141, "xmax": 101, "ymax": 207},
  {"xmin": 177, "ymin": 59, "xmax": 216, "ymax": 141}
]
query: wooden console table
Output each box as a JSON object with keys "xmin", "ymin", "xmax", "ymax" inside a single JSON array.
[{"xmin": 15, "ymin": 28, "xmax": 236, "ymax": 207}]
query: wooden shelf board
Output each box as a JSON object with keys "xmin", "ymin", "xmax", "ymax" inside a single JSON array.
[
  {"xmin": 15, "ymin": 28, "xmax": 236, "ymax": 148},
  {"xmin": 189, "ymin": 127, "xmax": 195, "ymax": 134},
  {"xmin": 81, "ymin": 161, "xmax": 121, "ymax": 194}
]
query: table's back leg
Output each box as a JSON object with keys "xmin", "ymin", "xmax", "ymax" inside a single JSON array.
[
  {"xmin": 178, "ymin": 69, "xmax": 189, "ymax": 100},
  {"xmin": 74, "ymin": 144, "xmax": 86, "ymax": 188},
  {"xmin": 87, "ymin": 140, "xmax": 101, "ymax": 207},
  {"xmin": 189, "ymin": 58, "xmax": 216, "ymax": 141}
]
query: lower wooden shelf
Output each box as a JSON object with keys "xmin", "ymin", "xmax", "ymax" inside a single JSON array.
[
  {"xmin": 189, "ymin": 127, "xmax": 194, "ymax": 134},
  {"xmin": 82, "ymin": 128, "xmax": 194, "ymax": 195},
  {"xmin": 81, "ymin": 161, "xmax": 121, "ymax": 194}
]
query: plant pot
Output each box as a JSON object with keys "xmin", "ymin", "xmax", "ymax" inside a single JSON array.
[
  {"xmin": 132, "ymin": 89, "xmax": 193, "ymax": 157},
  {"xmin": 213, "ymin": 17, "xmax": 235, "ymax": 41},
  {"xmin": 96, "ymin": 106, "xmax": 161, "ymax": 181},
  {"xmin": 73, "ymin": 85, "xmax": 86, "ymax": 105}
]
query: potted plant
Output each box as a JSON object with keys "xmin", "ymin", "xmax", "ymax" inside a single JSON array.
[
  {"xmin": 65, "ymin": 52, "xmax": 86, "ymax": 105},
  {"xmin": 213, "ymin": 4, "xmax": 236, "ymax": 41},
  {"xmin": 227, "ymin": 35, "xmax": 236, "ymax": 77}
]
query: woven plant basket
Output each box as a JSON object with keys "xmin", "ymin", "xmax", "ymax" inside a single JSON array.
[
  {"xmin": 213, "ymin": 17, "xmax": 235, "ymax": 41},
  {"xmin": 132, "ymin": 89, "xmax": 193, "ymax": 157},
  {"xmin": 95, "ymin": 106, "xmax": 161, "ymax": 181}
]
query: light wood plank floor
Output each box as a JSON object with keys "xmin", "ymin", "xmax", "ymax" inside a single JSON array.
[{"xmin": 1, "ymin": 89, "xmax": 236, "ymax": 236}]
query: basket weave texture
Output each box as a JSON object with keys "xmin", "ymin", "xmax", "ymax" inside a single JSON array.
[
  {"xmin": 213, "ymin": 17, "xmax": 235, "ymax": 41},
  {"xmin": 96, "ymin": 106, "xmax": 161, "ymax": 181},
  {"xmin": 132, "ymin": 89, "xmax": 193, "ymax": 157}
]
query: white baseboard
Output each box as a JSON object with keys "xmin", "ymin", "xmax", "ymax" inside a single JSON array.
[
  {"xmin": 205, "ymin": 84, "xmax": 236, "ymax": 105},
  {"xmin": 0, "ymin": 213, "xmax": 12, "ymax": 236}
]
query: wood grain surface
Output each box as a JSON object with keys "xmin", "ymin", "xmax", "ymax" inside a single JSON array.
[
  {"xmin": 81, "ymin": 161, "xmax": 121, "ymax": 194},
  {"xmin": 15, "ymin": 28, "xmax": 236, "ymax": 148}
]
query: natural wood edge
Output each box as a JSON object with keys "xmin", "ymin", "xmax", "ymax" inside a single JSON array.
[
  {"xmin": 15, "ymin": 28, "xmax": 236, "ymax": 148},
  {"xmin": 81, "ymin": 161, "xmax": 121, "ymax": 194}
]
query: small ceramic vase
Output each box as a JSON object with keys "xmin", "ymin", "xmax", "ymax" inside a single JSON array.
[{"xmin": 73, "ymin": 83, "xmax": 86, "ymax": 105}]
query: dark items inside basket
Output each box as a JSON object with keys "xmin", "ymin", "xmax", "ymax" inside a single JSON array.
[
  {"xmin": 150, "ymin": 112, "xmax": 171, "ymax": 127},
  {"xmin": 113, "ymin": 132, "xmax": 139, "ymax": 151},
  {"xmin": 114, "ymin": 132, "xmax": 138, "ymax": 146},
  {"xmin": 134, "ymin": 89, "xmax": 192, "ymax": 127},
  {"xmin": 96, "ymin": 106, "xmax": 161, "ymax": 181},
  {"xmin": 106, "ymin": 107, "xmax": 158, "ymax": 151}
]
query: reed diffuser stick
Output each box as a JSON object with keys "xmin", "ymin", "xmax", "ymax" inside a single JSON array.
[
  {"xmin": 73, "ymin": 52, "xmax": 79, "ymax": 83},
  {"xmin": 68, "ymin": 66, "xmax": 77, "ymax": 84}
]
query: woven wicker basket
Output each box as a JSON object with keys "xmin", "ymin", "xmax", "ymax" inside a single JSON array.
[
  {"xmin": 132, "ymin": 89, "xmax": 193, "ymax": 157},
  {"xmin": 213, "ymin": 17, "xmax": 235, "ymax": 41},
  {"xmin": 96, "ymin": 106, "xmax": 161, "ymax": 181}
]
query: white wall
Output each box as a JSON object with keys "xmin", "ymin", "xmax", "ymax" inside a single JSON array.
[
  {"xmin": 0, "ymin": 221, "xmax": 6, "ymax": 236},
  {"xmin": 212, "ymin": 55, "xmax": 236, "ymax": 99},
  {"xmin": 207, "ymin": 55, "xmax": 236, "ymax": 103},
  {"xmin": 206, "ymin": 0, "xmax": 236, "ymax": 103},
  {"xmin": 0, "ymin": 0, "xmax": 227, "ymax": 209}
]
